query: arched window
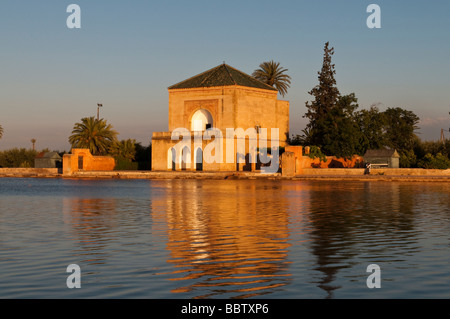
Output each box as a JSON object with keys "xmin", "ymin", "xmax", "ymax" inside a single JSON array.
[
  {"xmin": 195, "ymin": 148, "xmax": 203, "ymax": 171},
  {"xmin": 181, "ymin": 146, "xmax": 191, "ymax": 170},
  {"xmin": 191, "ymin": 109, "xmax": 213, "ymax": 132},
  {"xmin": 167, "ymin": 148, "xmax": 176, "ymax": 170}
]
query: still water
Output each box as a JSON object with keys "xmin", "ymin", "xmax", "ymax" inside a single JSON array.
[{"xmin": 0, "ymin": 177, "xmax": 449, "ymax": 299}]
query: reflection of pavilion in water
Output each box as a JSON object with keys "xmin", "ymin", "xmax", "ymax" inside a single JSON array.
[
  {"xmin": 61, "ymin": 180, "xmax": 423, "ymax": 298},
  {"xmin": 151, "ymin": 180, "xmax": 292, "ymax": 298}
]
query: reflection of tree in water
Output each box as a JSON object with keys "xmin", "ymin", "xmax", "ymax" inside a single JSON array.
[
  {"xmin": 307, "ymin": 183, "xmax": 358, "ymax": 299},
  {"xmin": 151, "ymin": 179, "xmax": 292, "ymax": 298},
  {"xmin": 307, "ymin": 181, "xmax": 418, "ymax": 299}
]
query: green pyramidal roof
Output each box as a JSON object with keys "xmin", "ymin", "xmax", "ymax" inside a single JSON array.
[{"xmin": 168, "ymin": 63, "xmax": 278, "ymax": 91}]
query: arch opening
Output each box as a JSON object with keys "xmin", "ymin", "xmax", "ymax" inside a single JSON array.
[
  {"xmin": 191, "ymin": 109, "xmax": 213, "ymax": 132},
  {"xmin": 181, "ymin": 146, "xmax": 191, "ymax": 170},
  {"xmin": 167, "ymin": 148, "xmax": 176, "ymax": 170},
  {"xmin": 195, "ymin": 148, "xmax": 203, "ymax": 171}
]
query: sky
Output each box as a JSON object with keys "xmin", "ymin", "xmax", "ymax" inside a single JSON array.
[{"xmin": 0, "ymin": 0, "xmax": 449, "ymax": 151}]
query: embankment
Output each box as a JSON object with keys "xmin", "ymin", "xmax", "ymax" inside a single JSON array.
[
  {"xmin": 1, "ymin": 168, "xmax": 449, "ymax": 181},
  {"xmin": 0, "ymin": 168, "xmax": 60, "ymax": 178},
  {"xmin": 291, "ymin": 168, "xmax": 450, "ymax": 182}
]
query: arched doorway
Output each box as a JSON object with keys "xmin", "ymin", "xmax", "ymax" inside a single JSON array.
[
  {"xmin": 191, "ymin": 109, "xmax": 213, "ymax": 132},
  {"xmin": 181, "ymin": 146, "xmax": 190, "ymax": 171},
  {"xmin": 195, "ymin": 148, "xmax": 203, "ymax": 171},
  {"xmin": 78, "ymin": 156, "xmax": 84, "ymax": 170},
  {"xmin": 167, "ymin": 148, "xmax": 176, "ymax": 171}
]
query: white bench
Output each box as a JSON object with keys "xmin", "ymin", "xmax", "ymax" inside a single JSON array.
[{"xmin": 371, "ymin": 163, "xmax": 389, "ymax": 168}]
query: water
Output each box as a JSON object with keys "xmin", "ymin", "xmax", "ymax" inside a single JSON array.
[{"xmin": 0, "ymin": 177, "xmax": 449, "ymax": 299}]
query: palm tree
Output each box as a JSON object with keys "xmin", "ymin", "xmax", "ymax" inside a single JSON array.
[
  {"xmin": 109, "ymin": 139, "xmax": 136, "ymax": 161},
  {"xmin": 69, "ymin": 117, "xmax": 118, "ymax": 155},
  {"xmin": 0, "ymin": 124, "xmax": 3, "ymax": 140},
  {"xmin": 252, "ymin": 60, "xmax": 292, "ymax": 97},
  {"xmin": 31, "ymin": 138, "xmax": 36, "ymax": 151}
]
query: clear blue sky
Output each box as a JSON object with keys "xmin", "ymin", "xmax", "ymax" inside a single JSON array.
[{"xmin": 1, "ymin": 0, "xmax": 449, "ymax": 151}]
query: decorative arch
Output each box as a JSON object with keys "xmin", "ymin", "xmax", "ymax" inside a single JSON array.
[
  {"xmin": 180, "ymin": 146, "xmax": 191, "ymax": 170},
  {"xmin": 195, "ymin": 147, "xmax": 203, "ymax": 171},
  {"xmin": 191, "ymin": 109, "xmax": 213, "ymax": 132},
  {"xmin": 167, "ymin": 147, "xmax": 176, "ymax": 170}
]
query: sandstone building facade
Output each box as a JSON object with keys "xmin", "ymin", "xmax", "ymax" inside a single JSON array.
[{"xmin": 151, "ymin": 64, "xmax": 289, "ymax": 172}]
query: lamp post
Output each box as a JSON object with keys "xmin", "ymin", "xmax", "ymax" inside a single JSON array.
[{"xmin": 97, "ymin": 103, "xmax": 103, "ymax": 120}]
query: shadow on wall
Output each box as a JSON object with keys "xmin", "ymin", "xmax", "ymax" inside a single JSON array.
[{"xmin": 328, "ymin": 159, "xmax": 344, "ymax": 168}]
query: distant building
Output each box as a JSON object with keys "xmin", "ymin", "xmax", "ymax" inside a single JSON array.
[
  {"xmin": 34, "ymin": 152, "xmax": 62, "ymax": 168},
  {"xmin": 363, "ymin": 149, "xmax": 400, "ymax": 168}
]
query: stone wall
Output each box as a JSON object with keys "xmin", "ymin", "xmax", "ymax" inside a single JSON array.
[
  {"xmin": 281, "ymin": 152, "xmax": 295, "ymax": 177},
  {"xmin": 0, "ymin": 168, "xmax": 59, "ymax": 177},
  {"xmin": 284, "ymin": 145, "xmax": 364, "ymax": 174},
  {"xmin": 152, "ymin": 132, "xmax": 267, "ymax": 172},
  {"xmin": 301, "ymin": 168, "xmax": 450, "ymax": 176},
  {"xmin": 63, "ymin": 149, "xmax": 115, "ymax": 175}
]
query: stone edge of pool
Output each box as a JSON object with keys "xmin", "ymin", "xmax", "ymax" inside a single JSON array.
[{"xmin": 0, "ymin": 168, "xmax": 449, "ymax": 182}]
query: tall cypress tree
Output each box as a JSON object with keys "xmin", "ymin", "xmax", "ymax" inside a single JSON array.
[
  {"xmin": 303, "ymin": 42, "xmax": 341, "ymax": 149},
  {"xmin": 302, "ymin": 42, "xmax": 363, "ymax": 158}
]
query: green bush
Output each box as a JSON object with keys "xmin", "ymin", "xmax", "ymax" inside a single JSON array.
[
  {"xmin": 417, "ymin": 153, "xmax": 450, "ymax": 169},
  {"xmin": 134, "ymin": 142, "xmax": 151, "ymax": 170},
  {"xmin": 114, "ymin": 159, "xmax": 139, "ymax": 171},
  {"xmin": 307, "ymin": 146, "xmax": 327, "ymax": 162},
  {"xmin": 0, "ymin": 148, "xmax": 37, "ymax": 168},
  {"xmin": 399, "ymin": 149, "xmax": 417, "ymax": 168}
]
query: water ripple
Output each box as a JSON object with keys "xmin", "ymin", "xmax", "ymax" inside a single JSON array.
[{"xmin": 0, "ymin": 178, "xmax": 449, "ymax": 298}]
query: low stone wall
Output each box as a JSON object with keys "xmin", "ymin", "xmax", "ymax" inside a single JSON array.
[
  {"xmin": 1, "ymin": 167, "xmax": 449, "ymax": 181},
  {"xmin": 300, "ymin": 168, "xmax": 365, "ymax": 175},
  {"xmin": 0, "ymin": 168, "xmax": 60, "ymax": 177},
  {"xmin": 66, "ymin": 170, "xmax": 280, "ymax": 180},
  {"xmin": 300, "ymin": 168, "xmax": 450, "ymax": 176},
  {"xmin": 63, "ymin": 149, "xmax": 115, "ymax": 175}
]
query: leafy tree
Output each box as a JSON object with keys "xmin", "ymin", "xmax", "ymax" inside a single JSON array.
[
  {"xmin": 134, "ymin": 142, "xmax": 152, "ymax": 170},
  {"xmin": 383, "ymin": 107, "xmax": 420, "ymax": 151},
  {"xmin": 299, "ymin": 42, "xmax": 422, "ymax": 162},
  {"xmin": 69, "ymin": 117, "xmax": 118, "ymax": 156},
  {"xmin": 412, "ymin": 138, "xmax": 450, "ymax": 168},
  {"xmin": 399, "ymin": 149, "xmax": 417, "ymax": 168},
  {"xmin": 112, "ymin": 141, "xmax": 152, "ymax": 171},
  {"xmin": 252, "ymin": 60, "xmax": 291, "ymax": 97},
  {"xmin": 417, "ymin": 153, "xmax": 450, "ymax": 169},
  {"xmin": 415, "ymin": 139, "xmax": 448, "ymax": 159},
  {"xmin": 355, "ymin": 105, "xmax": 388, "ymax": 153},
  {"xmin": 288, "ymin": 134, "xmax": 303, "ymax": 146},
  {"xmin": 0, "ymin": 148, "xmax": 37, "ymax": 168},
  {"xmin": 322, "ymin": 93, "xmax": 362, "ymax": 157}
]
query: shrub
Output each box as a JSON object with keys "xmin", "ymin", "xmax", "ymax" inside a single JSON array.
[
  {"xmin": 0, "ymin": 148, "xmax": 37, "ymax": 168},
  {"xmin": 307, "ymin": 146, "xmax": 327, "ymax": 162},
  {"xmin": 417, "ymin": 153, "xmax": 450, "ymax": 169},
  {"xmin": 114, "ymin": 158, "xmax": 139, "ymax": 171},
  {"xmin": 399, "ymin": 149, "xmax": 417, "ymax": 168}
]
